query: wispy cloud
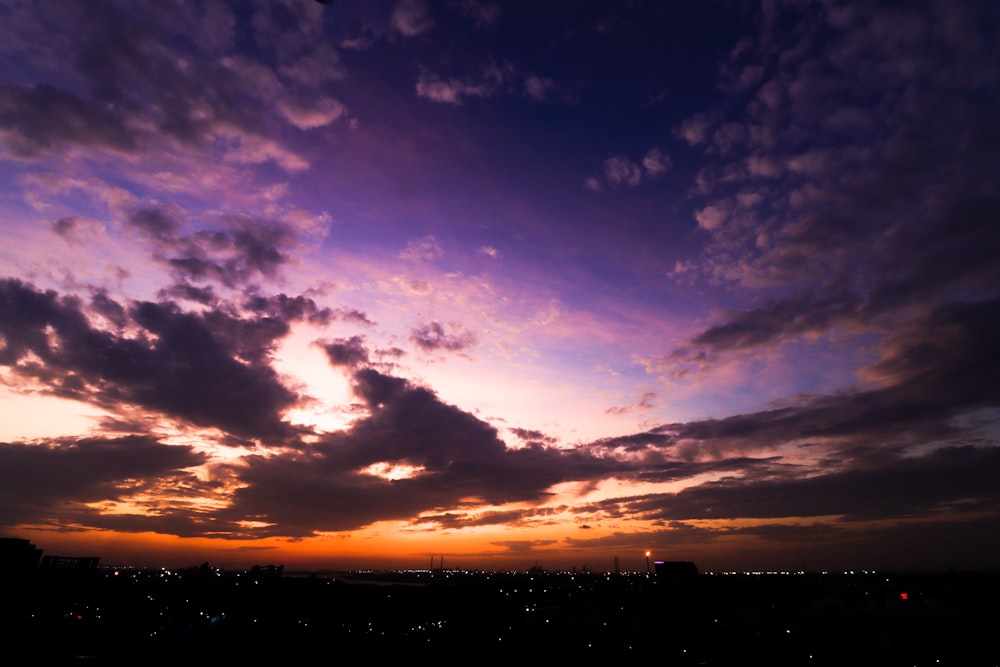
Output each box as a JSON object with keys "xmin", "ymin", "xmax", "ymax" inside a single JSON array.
[
  {"xmin": 391, "ymin": 0, "xmax": 434, "ymax": 37},
  {"xmin": 587, "ymin": 148, "xmax": 671, "ymax": 190},
  {"xmin": 399, "ymin": 235, "xmax": 444, "ymax": 261},
  {"xmin": 416, "ymin": 60, "xmax": 558, "ymax": 105},
  {"xmin": 411, "ymin": 321, "xmax": 477, "ymax": 353}
]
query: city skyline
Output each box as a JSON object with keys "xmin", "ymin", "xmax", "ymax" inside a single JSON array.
[{"xmin": 1, "ymin": 0, "xmax": 999, "ymax": 573}]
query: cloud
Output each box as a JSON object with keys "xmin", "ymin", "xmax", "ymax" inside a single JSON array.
[
  {"xmin": 277, "ymin": 95, "xmax": 349, "ymax": 130},
  {"xmin": 675, "ymin": 189, "xmax": 1000, "ymax": 362},
  {"xmin": 243, "ymin": 293, "xmax": 334, "ymax": 326},
  {"xmin": 158, "ymin": 282, "xmax": 218, "ymax": 305},
  {"xmin": 590, "ymin": 430, "xmax": 675, "ymax": 453},
  {"xmin": 605, "ymin": 391, "xmax": 657, "ymax": 416},
  {"xmin": 711, "ymin": 123, "xmax": 749, "ymax": 155},
  {"xmin": 220, "ymin": 367, "xmax": 628, "ymax": 535},
  {"xmin": 415, "ymin": 77, "xmax": 468, "ymax": 105},
  {"xmin": 146, "ymin": 214, "xmax": 299, "ymax": 288},
  {"xmin": 688, "ymin": 289, "xmax": 860, "ymax": 352},
  {"xmin": 320, "ymin": 336, "xmax": 370, "ymax": 368},
  {"xmin": 456, "ymin": 0, "xmax": 501, "ymax": 28},
  {"xmin": 590, "ymin": 148, "xmax": 670, "ymax": 190},
  {"xmin": 411, "ymin": 321, "xmax": 476, "ymax": 353},
  {"xmin": 415, "ymin": 507, "xmax": 557, "ymax": 530},
  {"xmin": 391, "ymin": 0, "xmax": 434, "ymax": 37},
  {"xmin": 623, "ymin": 297, "xmax": 1000, "ymax": 469},
  {"xmin": 694, "ymin": 202, "xmax": 729, "ymax": 230},
  {"xmin": 280, "ymin": 208, "xmax": 333, "ymax": 238},
  {"xmin": 509, "ymin": 428, "xmax": 558, "ymax": 446},
  {"xmin": 51, "ymin": 216, "xmax": 105, "ymax": 244},
  {"xmin": 220, "ymin": 131, "xmax": 310, "ymax": 172},
  {"xmin": 0, "ymin": 278, "xmax": 304, "ymax": 442},
  {"xmin": 89, "ymin": 289, "xmax": 129, "ymax": 329},
  {"xmin": 416, "ymin": 60, "xmax": 557, "ymax": 105},
  {"xmin": 399, "ymin": 235, "xmax": 444, "ymax": 261},
  {"xmin": 416, "ymin": 65, "xmax": 505, "ymax": 104},
  {"xmin": 3, "ymin": 282, "xmax": 996, "ymax": 543},
  {"xmin": 524, "ymin": 75, "xmax": 556, "ymax": 102},
  {"xmin": 0, "ymin": 82, "xmax": 139, "ymax": 159},
  {"xmin": 0, "ymin": 435, "xmax": 205, "ymax": 529},
  {"xmin": 744, "ymin": 154, "xmax": 783, "ymax": 179},
  {"xmin": 0, "ymin": 2, "xmax": 315, "ymax": 173},
  {"xmin": 619, "ymin": 445, "xmax": 1000, "ymax": 523},
  {"xmin": 604, "ymin": 156, "xmax": 643, "ymax": 187},
  {"xmin": 126, "ymin": 208, "xmax": 182, "ymax": 243},
  {"xmin": 677, "ymin": 0, "xmax": 1000, "ymax": 315},
  {"xmin": 562, "ymin": 515, "xmax": 1000, "ymax": 571},
  {"xmin": 678, "ymin": 113, "xmax": 713, "ymax": 145},
  {"xmin": 641, "ymin": 148, "xmax": 671, "ymax": 176},
  {"xmin": 331, "ymin": 308, "xmax": 375, "ymax": 326}
]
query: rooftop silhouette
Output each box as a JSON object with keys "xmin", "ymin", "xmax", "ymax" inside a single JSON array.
[{"xmin": 3, "ymin": 538, "xmax": 999, "ymax": 665}]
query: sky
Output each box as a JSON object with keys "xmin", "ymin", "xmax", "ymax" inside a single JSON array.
[{"xmin": 1, "ymin": 0, "xmax": 999, "ymax": 574}]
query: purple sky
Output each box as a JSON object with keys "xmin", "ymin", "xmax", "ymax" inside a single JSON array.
[{"xmin": 1, "ymin": 0, "xmax": 999, "ymax": 572}]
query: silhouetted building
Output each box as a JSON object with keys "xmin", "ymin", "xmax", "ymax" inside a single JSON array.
[
  {"xmin": 654, "ymin": 560, "xmax": 698, "ymax": 580},
  {"xmin": 0, "ymin": 537, "xmax": 43, "ymax": 573},
  {"xmin": 250, "ymin": 564, "xmax": 284, "ymax": 578},
  {"xmin": 39, "ymin": 555, "xmax": 100, "ymax": 574}
]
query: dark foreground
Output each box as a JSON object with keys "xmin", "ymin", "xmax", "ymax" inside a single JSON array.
[{"xmin": 2, "ymin": 567, "xmax": 998, "ymax": 665}]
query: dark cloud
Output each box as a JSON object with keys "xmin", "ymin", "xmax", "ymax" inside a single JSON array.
[
  {"xmin": 619, "ymin": 445, "xmax": 1000, "ymax": 523},
  {"xmin": 510, "ymin": 427, "xmax": 558, "ymax": 446},
  {"xmin": 158, "ymin": 282, "xmax": 218, "ymax": 305},
  {"xmin": 562, "ymin": 514, "xmax": 1000, "ymax": 571},
  {"xmin": 0, "ymin": 435, "xmax": 204, "ymax": 529},
  {"xmin": 103, "ymin": 206, "xmax": 304, "ymax": 290},
  {"xmin": 0, "ymin": 81, "xmax": 139, "ymax": 158},
  {"xmin": 862, "ymin": 298, "xmax": 1000, "ymax": 408},
  {"xmin": 89, "ymin": 289, "xmax": 129, "ymax": 329},
  {"xmin": 320, "ymin": 336, "xmax": 370, "ymax": 368},
  {"xmin": 225, "ymin": 216, "xmax": 297, "ymax": 276},
  {"xmin": 126, "ymin": 208, "xmax": 181, "ymax": 242},
  {"xmin": 0, "ymin": 278, "xmax": 300, "ymax": 442},
  {"xmin": 163, "ymin": 216, "xmax": 298, "ymax": 288},
  {"xmin": 488, "ymin": 539, "xmax": 562, "ymax": 556},
  {"xmin": 635, "ymin": 456, "xmax": 787, "ymax": 484},
  {"xmin": 0, "ymin": 1, "xmax": 305, "ymax": 163},
  {"xmin": 376, "ymin": 346, "xmax": 406, "ymax": 360},
  {"xmin": 221, "ymin": 368, "xmax": 628, "ymax": 536},
  {"xmin": 410, "ymin": 320, "xmax": 476, "ymax": 352},
  {"xmin": 456, "ymin": 0, "xmax": 501, "ymax": 29},
  {"xmin": 615, "ymin": 299, "xmax": 1000, "ymax": 462},
  {"xmin": 688, "ymin": 288, "xmax": 860, "ymax": 353},
  {"xmin": 585, "ymin": 297, "xmax": 1000, "ymax": 539},
  {"xmin": 52, "ymin": 217, "xmax": 80, "ymax": 238},
  {"xmin": 591, "ymin": 429, "xmax": 675, "ymax": 453},
  {"xmin": 243, "ymin": 293, "xmax": 334, "ymax": 325},
  {"xmin": 671, "ymin": 0, "xmax": 1000, "ymax": 370},
  {"xmin": 678, "ymin": 193, "xmax": 1000, "ymax": 362},
  {"xmin": 413, "ymin": 508, "xmax": 547, "ymax": 530},
  {"xmin": 331, "ymin": 308, "xmax": 374, "ymax": 325},
  {"xmin": 605, "ymin": 391, "xmax": 657, "ymax": 415}
]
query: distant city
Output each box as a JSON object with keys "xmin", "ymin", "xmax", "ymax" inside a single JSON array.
[{"xmin": 3, "ymin": 536, "xmax": 999, "ymax": 665}]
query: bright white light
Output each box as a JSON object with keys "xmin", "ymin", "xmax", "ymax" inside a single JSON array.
[{"xmin": 360, "ymin": 461, "xmax": 427, "ymax": 480}]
